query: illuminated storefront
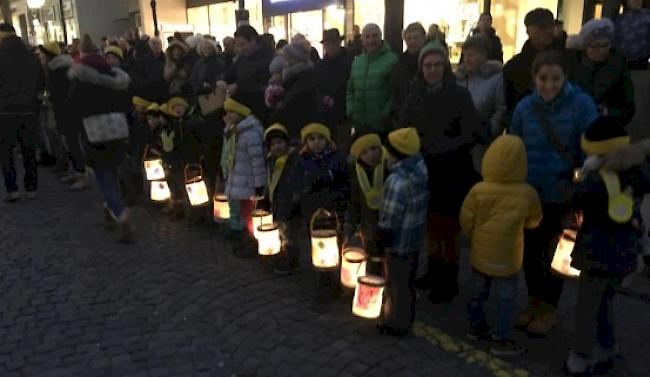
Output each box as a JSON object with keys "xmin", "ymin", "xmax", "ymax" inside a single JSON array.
[{"xmin": 187, "ymin": 0, "xmax": 264, "ymax": 42}]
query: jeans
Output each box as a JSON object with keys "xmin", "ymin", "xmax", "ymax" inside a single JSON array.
[
  {"xmin": 0, "ymin": 114, "xmax": 38, "ymax": 193},
  {"xmin": 379, "ymin": 252, "xmax": 419, "ymax": 330},
  {"xmin": 94, "ymin": 164, "xmax": 125, "ymax": 217},
  {"xmin": 228, "ymin": 199, "xmax": 254, "ymax": 233},
  {"xmin": 60, "ymin": 128, "xmax": 86, "ymax": 173},
  {"xmin": 467, "ymin": 269, "xmax": 519, "ymax": 341}
]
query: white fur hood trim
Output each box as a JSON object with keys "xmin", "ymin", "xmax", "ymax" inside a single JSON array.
[
  {"xmin": 48, "ymin": 54, "xmax": 74, "ymax": 71},
  {"xmin": 67, "ymin": 64, "xmax": 130, "ymax": 90}
]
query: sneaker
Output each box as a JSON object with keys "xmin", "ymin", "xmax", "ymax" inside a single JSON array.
[
  {"xmin": 527, "ymin": 311, "xmax": 557, "ymax": 337},
  {"xmin": 4, "ymin": 192, "xmax": 20, "ymax": 202},
  {"xmin": 489, "ymin": 339, "xmax": 527, "ymax": 356},
  {"xmin": 69, "ymin": 175, "xmax": 89, "ymax": 191},
  {"xmin": 25, "ymin": 191, "xmax": 37, "ymax": 200},
  {"xmin": 467, "ymin": 325, "xmax": 492, "ymax": 341}
]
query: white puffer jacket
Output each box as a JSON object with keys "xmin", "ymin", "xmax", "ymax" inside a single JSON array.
[{"xmin": 225, "ymin": 116, "xmax": 267, "ymax": 200}]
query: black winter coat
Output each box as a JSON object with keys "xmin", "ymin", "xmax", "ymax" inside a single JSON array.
[
  {"xmin": 267, "ymin": 150, "xmax": 302, "ymax": 222},
  {"xmin": 0, "ymin": 36, "xmax": 43, "ymax": 113},
  {"xmin": 131, "ymin": 52, "xmax": 168, "ymax": 102},
  {"xmin": 225, "ymin": 44, "xmax": 274, "ymax": 121},
  {"xmin": 46, "ymin": 54, "xmax": 74, "ymax": 128},
  {"xmin": 269, "ymin": 67, "xmax": 320, "ymax": 141},
  {"xmin": 391, "ymin": 51, "xmax": 419, "ymax": 117},
  {"xmin": 314, "ymin": 48, "xmax": 353, "ymax": 129},
  {"xmin": 190, "ymin": 54, "xmax": 225, "ymax": 95},
  {"xmin": 566, "ymin": 50, "xmax": 635, "ymax": 125}
]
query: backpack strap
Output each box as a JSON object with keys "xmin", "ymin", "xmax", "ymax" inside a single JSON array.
[{"xmin": 533, "ymin": 102, "xmax": 576, "ymax": 169}]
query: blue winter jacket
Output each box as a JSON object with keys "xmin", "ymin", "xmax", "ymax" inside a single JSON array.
[{"xmin": 510, "ymin": 82, "xmax": 598, "ymax": 203}]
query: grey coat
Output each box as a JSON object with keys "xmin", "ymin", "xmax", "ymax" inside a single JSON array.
[
  {"xmin": 455, "ymin": 61, "xmax": 506, "ymax": 138},
  {"xmin": 225, "ymin": 116, "xmax": 267, "ymax": 200}
]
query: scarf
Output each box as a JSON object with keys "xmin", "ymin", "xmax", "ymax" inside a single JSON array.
[
  {"xmin": 268, "ymin": 154, "xmax": 289, "ymax": 203},
  {"xmin": 599, "ymin": 169, "xmax": 633, "ymax": 224},
  {"xmin": 356, "ymin": 160, "xmax": 385, "ymax": 210},
  {"xmin": 221, "ymin": 124, "xmax": 237, "ymax": 179}
]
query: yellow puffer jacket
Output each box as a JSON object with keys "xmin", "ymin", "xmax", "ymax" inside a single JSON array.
[{"xmin": 460, "ymin": 135, "xmax": 543, "ymax": 277}]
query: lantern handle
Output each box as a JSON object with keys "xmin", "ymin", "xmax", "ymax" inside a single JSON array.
[
  {"xmin": 309, "ymin": 207, "xmax": 338, "ymax": 234},
  {"xmin": 184, "ymin": 163, "xmax": 203, "ymax": 183}
]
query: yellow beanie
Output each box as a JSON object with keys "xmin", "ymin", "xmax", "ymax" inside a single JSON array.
[
  {"xmin": 350, "ymin": 133, "xmax": 381, "ymax": 159},
  {"xmin": 146, "ymin": 103, "xmax": 160, "ymax": 113},
  {"xmin": 132, "ymin": 96, "xmax": 153, "ymax": 109},
  {"xmin": 104, "ymin": 45, "xmax": 124, "ymax": 61},
  {"xmin": 41, "ymin": 41, "xmax": 61, "ymax": 56},
  {"xmin": 167, "ymin": 96, "xmax": 189, "ymax": 110},
  {"xmin": 264, "ymin": 123, "xmax": 289, "ymax": 140},
  {"xmin": 301, "ymin": 123, "xmax": 331, "ymax": 143},
  {"xmin": 224, "ymin": 98, "xmax": 251, "ymax": 117},
  {"xmin": 387, "ymin": 127, "xmax": 420, "ymax": 157},
  {"xmin": 159, "ymin": 103, "xmax": 172, "ymax": 116}
]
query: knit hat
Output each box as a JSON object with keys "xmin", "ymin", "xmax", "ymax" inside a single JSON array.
[
  {"xmin": 145, "ymin": 103, "xmax": 160, "ymax": 114},
  {"xmin": 281, "ymin": 41, "xmax": 310, "ymax": 65},
  {"xmin": 104, "ymin": 45, "xmax": 124, "ymax": 61},
  {"xmin": 581, "ymin": 116, "xmax": 630, "ymax": 156},
  {"xmin": 350, "ymin": 133, "xmax": 381, "ymax": 159},
  {"xmin": 524, "ymin": 8, "xmax": 555, "ymax": 28},
  {"xmin": 80, "ymin": 34, "xmax": 100, "ymax": 55},
  {"xmin": 301, "ymin": 123, "xmax": 331, "ymax": 143},
  {"xmin": 386, "ymin": 128, "xmax": 420, "ymax": 159},
  {"xmin": 579, "ymin": 18, "xmax": 614, "ymax": 48},
  {"xmin": 40, "ymin": 41, "xmax": 61, "ymax": 57},
  {"xmin": 418, "ymin": 41, "xmax": 448, "ymax": 69},
  {"xmin": 159, "ymin": 103, "xmax": 172, "ymax": 117},
  {"xmin": 0, "ymin": 23, "xmax": 15, "ymax": 41},
  {"xmin": 264, "ymin": 123, "xmax": 289, "ymax": 143},
  {"xmin": 168, "ymin": 96, "xmax": 189, "ymax": 111},
  {"xmin": 132, "ymin": 96, "xmax": 153, "ymax": 108},
  {"xmin": 269, "ymin": 55, "xmax": 285, "ymax": 75},
  {"xmin": 224, "ymin": 97, "xmax": 251, "ymax": 117}
]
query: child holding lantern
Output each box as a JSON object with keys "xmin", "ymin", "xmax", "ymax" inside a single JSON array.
[
  {"xmin": 459, "ymin": 134, "xmax": 542, "ymax": 356},
  {"xmin": 221, "ymin": 96, "xmax": 267, "ymax": 253},
  {"xmin": 375, "ymin": 128, "xmax": 428, "ymax": 336},
  {"xmin": 119, "ymin": 96, "xmax": 155, "ymax": 203}
]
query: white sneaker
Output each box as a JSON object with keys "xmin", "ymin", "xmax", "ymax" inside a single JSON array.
[
  {"xmin": 4, "ymin": 192, "xmax": 20, "ymax": 202},
  {"xmin": 69, "ymin": 174, "xmax": 89, "ymax": 191}
]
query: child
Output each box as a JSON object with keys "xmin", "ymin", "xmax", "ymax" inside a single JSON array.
[
  {"xmin": 263, "ymin": 124, "xmax": 302, "ymax": 274},
  {"xmin": 159, "ymin": 97, "xmax": 191, "ymax": 218},
  {"xmin": 221, "ymin": 96, "xmax": 267, "ymax": 252},
  {"xmin": 376, "ymin": 128, "xmax": 429, "ymax": 336},
  {"xmin": 460, "ymin": 135, "xmax": 542, "ymax": 356},
  {"xmin": 564, "ymin": 117, "xmax": 649, "ymax": 376},
  {"xmin": 344, "ymin": 132, "xmax": 388, "ymax": 274},
  {"xmin": 120, "ymin": 96, "xmax": 154, "ymax": 203}
]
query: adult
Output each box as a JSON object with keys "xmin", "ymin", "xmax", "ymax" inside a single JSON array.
[
  {"xmin": 503, "ymin": 8, "xmax": 565, "ymax": 116},
  {"xmin": 139, "ymin": 37, "xmax": 168, "ymax": 102},
  {"xmin": 0, "ymin": 24, "xmax": 43, "ymax": 202},
  {"xmin": 268, "ymin": 41, "xmax": 319, "ymax": 142},
  {"xmin": 553, "ymin": 20, "xmax": 568, "ymax": 49},
  {"xmin": 346, "ymin": 24, "xmax": 398, "ymax": 136},
  {"xmin": 614, "ymin": 0, "xmax": 650, "ymax": 70},
  {"xmin": 222, "ymin": 36, "xmax": 236, "ymax": 70},
  {"xmin": 292, "ymin": 33, "xmax": 321, "ymax": 63},
  {"xmin": 347, "ymin": 25, "xmax": 363, "ymax": 57},
  {"xmin": 65, "ymin": 35, "xmax": 133, "ymax": 242},
  {"xmin": 567, "ymin": 19, "xmax": 635, "ymax": 125},
  {"xmin": 398, "ymin": 42, "xmax": 481, "ymax": 303},
  {"xmin": 510, "ymin": 51, "xmax": 598, "ymax": 336},
  {"xmin": 314, "ymin": 29, "xmax": 353, "ymax": 147},
  {"xmin": 164, "ymin": 40, "xmax": 191, "ymax": 97},
  {"xmin": 391, "ymin": 22, "xmax": 427, "ymax": 116},
  {"xmin": 225, "ymin": 25, "xmax": 274, "ymax": 122},
  {"xmin": 472, "ymin": 12, "xmax": 503, "ymax": 62},
  {"xmin": 427, "ymin": 24, "xmax": 449, "ymax": 53},
  {"xmin": 190, "ymin": 39, "xmax": 225, "ymax": 96}
]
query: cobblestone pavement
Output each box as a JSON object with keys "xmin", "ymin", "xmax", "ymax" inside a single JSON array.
[{"xmin": 1, "ymin": 167, "xmax": 649, "ymax": 377}]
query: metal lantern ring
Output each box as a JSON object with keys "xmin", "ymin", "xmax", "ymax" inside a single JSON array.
[
  {"xmin": 352, "ymin": 255, "xmax": 387, "ymax": 319},
  {"xmin": 213, "ymin": 194, "xmax": 230, "ymax": 222},
  {"xmin": 551, "ymin": 229, "xmax": 581, "ymax": 278},
  {"xmin": 150, "ymin": 180, "xmax": 171, "ymax": 202},
  {"xmin": 251, "ymin": 208, "xmax": 273, "ymax": 240},
  {"xmin": 340, "ymin": 246, "xmax": 367, "ymax": 289},
  {"xmin": 257, "ymin": 223, "xmax": 282, "ymax": 256},
  {"xmin": 310, "ymin": 208, "xmax": 340, "ymax": 270},
  {"xmin": 143, "ymin": 147, "xmax": 165, "ymax": 181},
  {"xmin": 185, "ymin": 164, "xmax": 210, "ymax": 207}
]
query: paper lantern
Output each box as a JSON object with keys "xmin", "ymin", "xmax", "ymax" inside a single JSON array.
[
  {"xmin": 150, "ymin": 180, "xmax": 171, "ymax": 201},
  {"xmin": 213, "ymin": 194, "xmax": 230, "ymax": 221},
  {"xmin": 251, "ymin": 210, "xmax": 273, "ymax": 240},
  {"xmin": 352, "ymin": 275, "xmax": 386, "ymax": 319},
  {"xmin": 144, "ymin": 158, "xmax": 165, "ymax": 181},
  {"xmin": 310, "ymin": 208, "xmax": 340, "ymax": 269},
  {"xmin": 185, "ymin": 165, "xmax": 209, "ymax": 207},
  {"xmin": 340, "ymin": 247, "xmax": 367, "ymax": 289},
  {"xmin": 257, "ymin": 223, "xmax": 281, "ymax": 256},
  {"xmin": 551, "ymin": 230, "xmax": 581, "ymax": 278}
]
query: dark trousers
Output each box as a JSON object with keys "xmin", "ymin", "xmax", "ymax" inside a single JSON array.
[
  {"xmin": 379, "ymin": 252, "xmax": 419, "ymax": 331},
  {"xmin": 0, "ymin": 114, "xmax": 38, "ymax": 193},
  {"xmin": 60, "ymin": 127, "xmax": 86, "ymax": 173},
  {"xmin": 523, "ymin": 202, "xmax": 567, "ymax": 307}
]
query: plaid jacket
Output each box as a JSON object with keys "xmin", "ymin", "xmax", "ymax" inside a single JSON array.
[{"xmin": 379, "ymin": 154, "xmax": 429, "ymax": 255}]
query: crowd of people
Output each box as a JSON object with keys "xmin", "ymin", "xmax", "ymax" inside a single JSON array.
[{"xmin": 1, "ymin": 1, "xmax": 650, "ymax": 375}]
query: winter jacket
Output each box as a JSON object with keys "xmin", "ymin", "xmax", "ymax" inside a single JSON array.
[
  {"xmin": 399, "ymin": 70, "xmax": 481, "ymax": 215},
  {"xmin": 267, "ymin": 150, "xmax": 302, "ymax": 222},
  {"xmin": 503, "ymin": 39, "xmax": 565, "ymax": 115},
  {"xmin": 298, "ymin": 147, "xmax": 350, "ymax": 221},
  {"xmin": 224, "ymin": 116, "xmax": 267, "ymax": 200},
  {"xmin": 377, "ymin": 154, "xmax": 429, "ymax": 256},
  {"xmin": 46, "ymin": 54, "xmax": 74, "ymax": 128},
  {"xmin": 268, "ymin": 65, "xmax": 320, "ymax": 141},
  {"xmin": 566, "ymin": 49, "xmax": 635, "ymax": 125},
  {"xmin": 347, "ymin": 42, "xmax": 398, "ymax": 134},
  {"xmin": 225, "ymin": 44, "xmax": 274, "ymax": 121},
  {"xmin": 391, "ymin": 51, "xmax": 419, "ymax": 117},
  {"xmin": 614, "ymin": 8, "xmax": 650, "ymax": 68},
  {"xmin": 164, "ymin": 41, "xmax": 191, "ymax": 97},
  {"xmin": 190, "ymin": 53, "xmax": 225, "ymax": 95},
  {"xmin": 0, "ymin": 35, "xmax": 43, "ymax": 114},
  {"xmin": 131, "ymin": 52, "xmax": 168, "ymax": 102},
  {"xmin": 455, "ymin": 60, "xmax": 507, "ymax": 138},
  {"xmin": 510, "ymin": 82, "xmax": 599, "ymax": 204},
  {"xmin": 314, "ymin": 47, "xmax": 353, "ymax": 130},
  {"xmin": 572, "ymin": 163, "xmax": 650, "ymax": 278},
  {"xmin": 460, "ymin": 135, "xmax": 542, "ymax": 277}
]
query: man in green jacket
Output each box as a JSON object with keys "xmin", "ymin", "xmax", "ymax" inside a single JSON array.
[{"xmin": 347, "ymin": 24, "xmax": 398, "ymax": 136}]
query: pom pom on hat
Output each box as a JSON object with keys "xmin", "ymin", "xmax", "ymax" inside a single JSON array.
[
  {"xmin": 40, "ymin": 41, "xmax": 61, "ymax": 57},
  {"xmin": 146, "ymin": 103, "xmax": 160, "ymax": 114},
  {"xmin": 581, "ymin": 116, "xmax": 630, "ymax": 156},
  {"xmin": 386, "ymin": 127, "xmax": 420, "ymax": 159},
  {"xmin": 224, "ymin": 97, "xmax": 251, "ymax": 117},
  {"xmin": 301, "ymin": 123, "xmax": 331, "ymax": 143},
  {"xmin": 350, "ymin": 133, "xmax": 381, "ymax": 159},
  {"xmin": 264, "ymin": 123, "xmax": 289, "ymax": 143},
  {"xmin": 104, "ymin": 45, "xmax": 124, "ymax": 61},
  {"xmin": 132, "ymin": 96, "xmax": 154, "ymax": 108}
]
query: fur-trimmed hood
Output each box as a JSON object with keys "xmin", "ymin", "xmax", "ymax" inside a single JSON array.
[
  {"xmin": 48, "ymin": 54, "xmax": 74, "ymax": 71},
  {"xmin": 68, "ymin": 64, "xmax": 130, "ymax": 90},
  {"xmin": 166, "ymin": 41, "xmax": 189, "ymax": 57},
  {"xmin": 455, "ymin": 60, "xmax": 503, "ymax": 80}
]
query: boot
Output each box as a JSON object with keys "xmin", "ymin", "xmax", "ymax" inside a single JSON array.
[
  {"xmin": 515, "ymin": 297, "xmax": 540, "ymax": 329},
  {"xmin": 527, "ymin": 301, "xmax": 557, "ymax": 336},
  {"xmin": 428, "ymin": 259, "xmax": 454, "ymax": 304},
  {"xmin": 115, "ymin": 210, "xmax": 134, "ymax": 244}
]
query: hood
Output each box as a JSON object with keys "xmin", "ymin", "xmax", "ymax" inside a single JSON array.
[
  {"xmin": 393, "ymin": 154, "xmax": 428, "ymax": 186},
  {"xmin": 48, "ymin": 54, "xmax": 74, "ymax": 71},
  {"xmin": 68, "ymin": 64, "xmax": 130, "ymax": 90},
  {"xmin": 166, "ymin": 41, "xmax": 189, "ymax": 60},
  {"xmin": 455, "ymin": 60, "xmax": 502, "ymax": 79},
  {"xmin": 481, "ymin": 135, "xmax": 527, "ymax": 183},
  {"xmin": 236, "ymin": 115, "xmax": 263, "ymax": 134}
]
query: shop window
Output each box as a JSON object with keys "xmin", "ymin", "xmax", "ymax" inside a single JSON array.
[
  {"xmin": 289, "ymin": 9, "xmax": 324, "ymax": 56},
  {"xmin": 268, "ymin": 15, "xmax": 288, "ymax": 42},
  {"xmin": 324, "ymin": 4, "xmax": 345, "ymax": 34},
  {"xmin": 354, "ymin": 0, "xmax": 384, "ymax": 31},
  {"xmin": 247, "ymin": 0, "xmax": 265, "ymax": 35},
  {"xmin": 187, "ymin": 6, "xmax": 210, "ymax": 36},
  {"xmin": 209, "ymin": 2, "xmax": 238, "ymax": 42}
]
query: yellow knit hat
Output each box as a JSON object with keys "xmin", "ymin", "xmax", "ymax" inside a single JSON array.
[
  {"xmin": 167, "ymin": 96, "xmax": 189, "ymax": 111},
  {"xmin": 132, "ymin": 96, "xmax": 153, "ymax": 109},
  {"xmin": 301, "ymin": 123, "xmax": 331, "ymax": 143},
  {"xmin": 350, "ymin": 133, "xmax": 381, "ymax": 159},
  {"xmin": 387, "ymin": 127, "xmax": 420, "ymax": 157},
  {"xmin": 104, "ymin": 45, "xmax": 124, "ymax": 61},
  {"xmin": 224, "ymin": 98, "xmax": 251, "ymax": 117},
  {"xmin": 41, "ymin": 41, "xmax": 61, "ymax": 56},
  {"xmin": 145, "ymin": 103, "xmax": 160, "ymax": 113},
  {"xmin": 159, "ymin": 103, "xmax": 172, "ymax": 116},
  {"xmin": 264, "ymin": 123, "xmax": 289, "ymax": 141}
]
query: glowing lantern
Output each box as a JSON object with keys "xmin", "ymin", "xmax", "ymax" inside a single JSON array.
[
  {"xmin": 185, "ymin": 164, "xmax": 209, "ymax": 207},
  {"xmin": 551, "ymin": 230, "xmax": 581, "ymax": 278},
  {"xmin": 310, "ymin": 208, "xmax": 340, "ymax": 269},
  {"xmin": 352, "ymin": 275, "xmax": 386, "ymax": 319},
  {"xmin": 144, "ymin": 158, "xmax": 165, "ymax": 181},
  {"xmin": 251, "ymin": 210, "xmax": 273, "ymax": 240},
  {"xmin": 213, "ymin": 194, "xmax": 230, "ymax": 221},
  {"xmin": 257, "ymin": 223, "xmax": 281, "ymax": 256},
  {"xmin": 150, "ymin": 180, "xmax": 171, "ymax": 201},
  {"xmin": 340, "ymin": 247, "xmax": 367, "ymax": 289}
]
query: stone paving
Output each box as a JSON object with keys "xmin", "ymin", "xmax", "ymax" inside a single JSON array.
[{"xmin": 1, "ymin": 167, "xmax": 649, "ymax": 377}]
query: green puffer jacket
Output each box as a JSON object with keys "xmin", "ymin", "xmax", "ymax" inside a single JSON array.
[{"xmin": 346, "ymin": 43, "xmax": 398, "ymax": 134}]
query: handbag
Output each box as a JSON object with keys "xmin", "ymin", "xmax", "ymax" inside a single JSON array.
[
  {"xmin": 82, "ymin": 112, "xmax": 129, "ymax": 144},
  {"xmin": 197, "ymin": 87, "xmax": 226, "ymax": 116}
]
